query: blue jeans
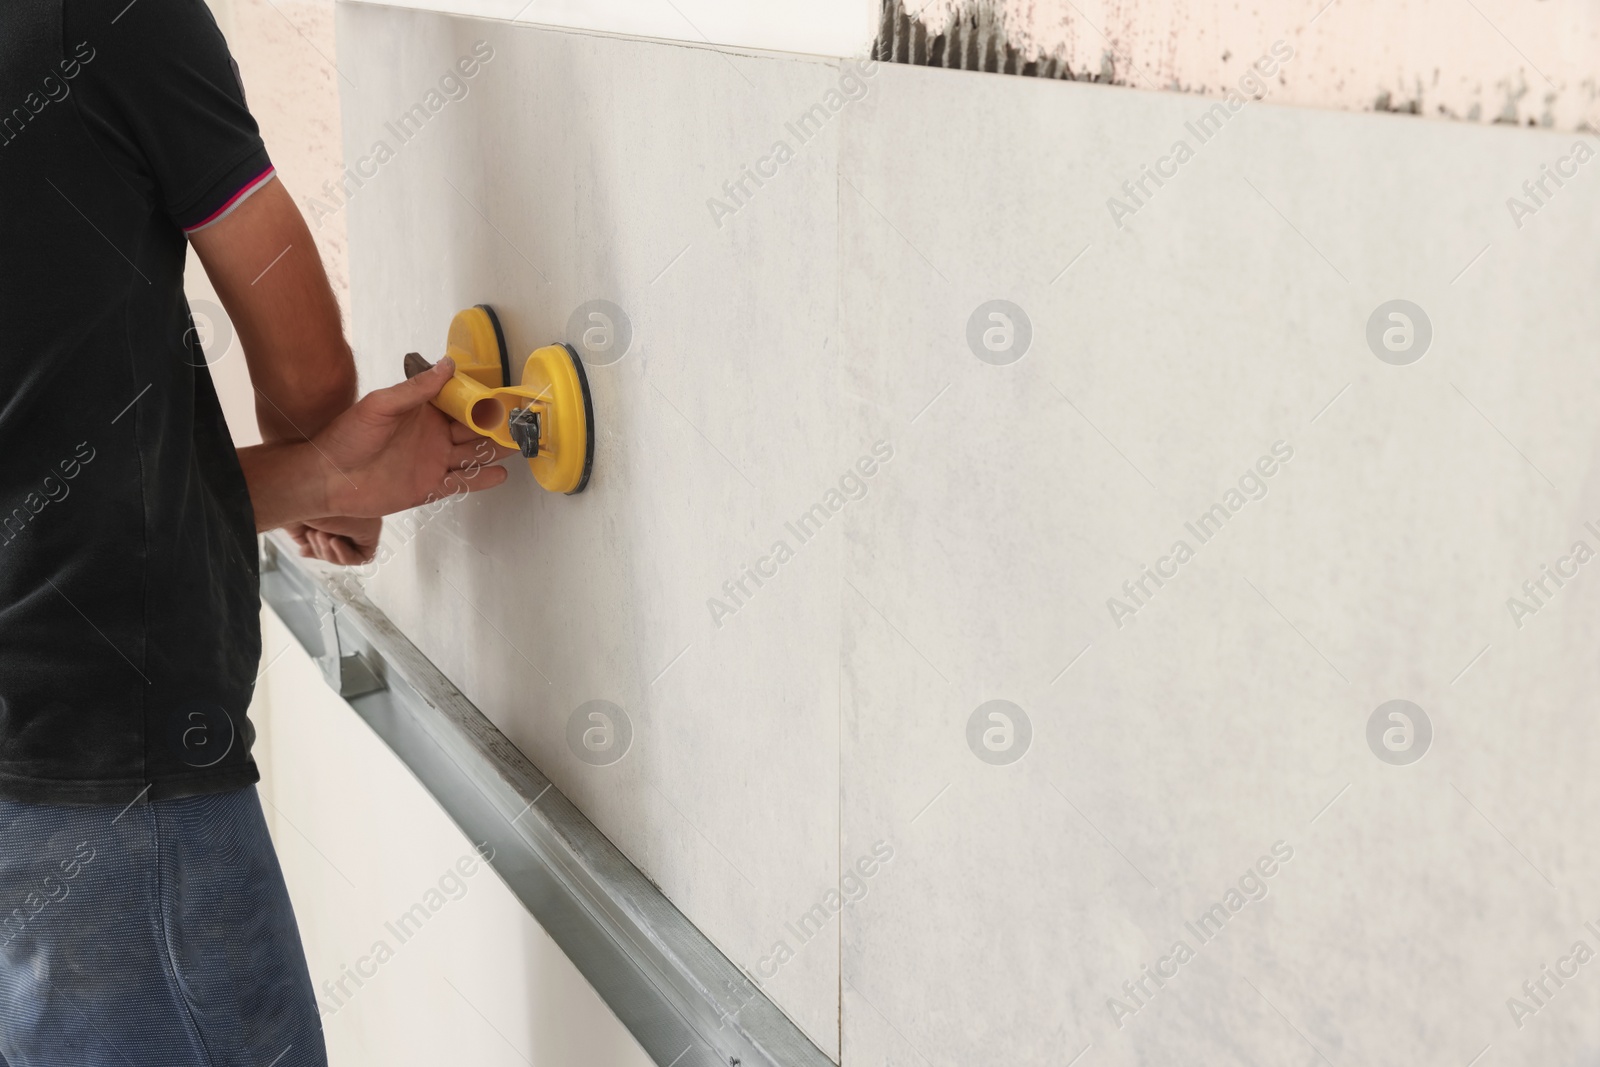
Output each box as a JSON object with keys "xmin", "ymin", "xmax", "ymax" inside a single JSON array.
[{"xmin": 0, "ymin": 785, "xmax": 328, "ymax": 1066}]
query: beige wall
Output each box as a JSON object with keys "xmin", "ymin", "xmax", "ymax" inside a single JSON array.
[
  {"xmin": 197, "ymin": 0, "xmax": 350, "ymax": 448},
  {"xmin": 207, "ymin": 0, "xmax": 349, "ymax": 309}
]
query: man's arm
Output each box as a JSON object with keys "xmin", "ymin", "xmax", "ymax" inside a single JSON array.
[
  {"xmin": 190, "ymin": 174, "xmax": 377, "ymax": 562},
  {"xmin": 189, "ymin": 176, "xmax": 356, "ymax": 442}
]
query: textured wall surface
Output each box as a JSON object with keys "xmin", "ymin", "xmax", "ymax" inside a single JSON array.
[
  {"xmin": 334, "ymin": 4, "xmax": 1600, "ymax": 1064},
  {"xmin": 881, "ymin": 0, "xmax": 1600, "ymax": 131},
  {"xmin": 336, "ymin": 0, "xmax": 1599, "ymax": 131}
]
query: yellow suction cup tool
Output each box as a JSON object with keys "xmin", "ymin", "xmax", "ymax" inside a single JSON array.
[{"xmin": 404, "ymin": 305, "xmax": 595, "ymax": 494}]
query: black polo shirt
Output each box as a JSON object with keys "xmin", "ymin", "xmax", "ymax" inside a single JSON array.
[{"xmin": 0, "ymin": 0, "xmax": 273, "ymax": 803}]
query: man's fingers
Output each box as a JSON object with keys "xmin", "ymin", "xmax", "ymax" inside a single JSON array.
[
  {"xmin": 444, "ymin": 464, "xmax": 509, "ymax": 496},
  {"xmin": 302, "ymin": 530, "xmax": 327, "ymax": 559},
  {"xmin": 450, "ymin": 441, "xmax": 515, "ymax": 469},
  {"xmin": 314, "ymin": 531, "xmax": 346, "ymax": 564},
  {"xmin": 329, "ymin": 536, "xmax": 368, "ymax": 566},
  {"xmin": 308, "ymin": 530, "xmax": 362, "ymax": 566},
  {"xmin": 450, "ymin": 423, "xmax": 521, "ymax": 464},
  {"xmin": 365, "ymin": 355, "xmax": 456, "ymax": 418},
  {"xmin": 287, "ymin": 516, "xmax": 380, "ymax": 566},
  {"xmin": 312, "ymin": 532, "xmax": 340, "ymax": 564}
]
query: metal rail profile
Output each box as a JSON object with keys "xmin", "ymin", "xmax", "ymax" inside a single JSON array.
[{"xmin": 258, "ymin": 532, "xmax": 833, "ymax": 1067}]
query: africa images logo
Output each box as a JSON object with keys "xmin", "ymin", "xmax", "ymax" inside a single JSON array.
[
  {"xmin": 566, "ymin": 700, "xmax": 632, "ymax": 766},
  {"xmin": 167, "ymin": 700, "xmax": 236, "ymax": 768}
]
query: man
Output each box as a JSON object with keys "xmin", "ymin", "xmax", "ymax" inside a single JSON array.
[{"xmin": 0, "ymin": 0, "xmax": 514, "ymax": 1063}]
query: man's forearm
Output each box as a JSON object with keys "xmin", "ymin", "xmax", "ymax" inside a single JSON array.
[
  {"xmin": 253, "ymin": 359, "xmax": 355, "ymax": 443},
  {"xmin": 236, "ymin": 441, "xmax": 331, "ymax": 531}
]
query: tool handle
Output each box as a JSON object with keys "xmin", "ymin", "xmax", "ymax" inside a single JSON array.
[{"xmin": 401, "ymin": 351, "xmax": 512, "ymax": 446}]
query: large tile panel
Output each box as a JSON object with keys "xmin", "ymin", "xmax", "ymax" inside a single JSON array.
[
  {"xmin": 839, "ymin": 60, "xmax": 1600, "ymax": 1066},
  {"xmin": 336, "ymin": 5, "xmax": 852, "ymax": 1053}
]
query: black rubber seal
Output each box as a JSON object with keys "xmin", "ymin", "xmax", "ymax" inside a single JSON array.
[
  {"xmin": 562, "ymin": 342, "xmax": 595, "ymax": 494},
  {"xmin": 476, "ymin": 303, "xmax": 511, "ymax": 387}
]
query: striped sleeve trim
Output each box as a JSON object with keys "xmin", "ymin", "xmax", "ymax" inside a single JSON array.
[{"xmin": 182, "ymin": 166, "xmax": 277, "ymax": 234}]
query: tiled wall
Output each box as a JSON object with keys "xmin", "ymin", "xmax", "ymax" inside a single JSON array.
[{"xmin": 331, "ymin": 6, "xmax": 1600, "ymax": 1064}]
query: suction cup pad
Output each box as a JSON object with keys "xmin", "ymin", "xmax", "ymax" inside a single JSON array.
[{"xmin": 520, "ymin": 343, "xmax": 595, "ymax": 495}]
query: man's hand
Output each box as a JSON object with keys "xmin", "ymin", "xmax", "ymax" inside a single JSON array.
[
  {"xmin": 313, "ymin": 356, "xmax": 520, "ymax": 518},
  {"xmin": 284, "ymin": 517, "xmax": 381, "ymax": 565},
  {"xmin": 236, "ymin": 356, "xmax": 520, "ymax": 531}
]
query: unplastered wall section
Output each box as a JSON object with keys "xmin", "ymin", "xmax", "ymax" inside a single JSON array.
[
  {"xmin": 339, "ymin": 0, "xmax": 1599, "ymax": 131},
  {"xmin": 880, "ymin": 0, "xmax": 1600, "ymax": 131},
  {"xmin": 337, "ymin": 5, "xmax": 1600, "ymax": 1066}
]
